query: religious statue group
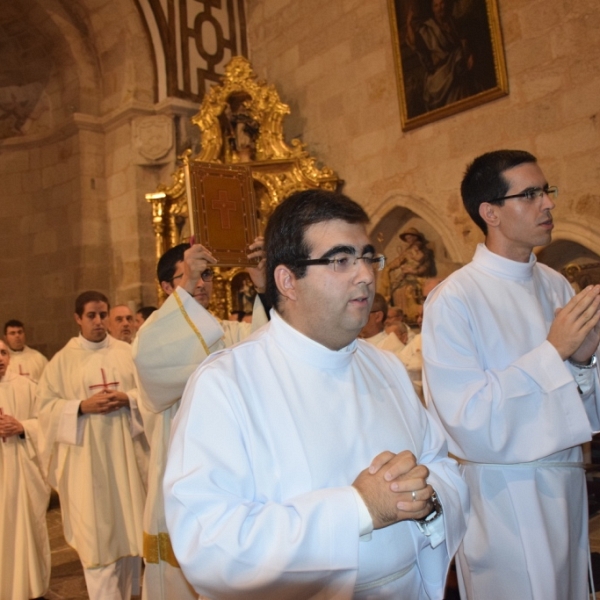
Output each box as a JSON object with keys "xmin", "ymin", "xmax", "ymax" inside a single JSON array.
[{"xmin": 3, "ymin": 149, "xmax": 600, "ymax": 600}]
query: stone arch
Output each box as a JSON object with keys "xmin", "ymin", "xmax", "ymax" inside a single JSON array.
[
  {"xmin": 367, "ymin": 190, "xmax": 467, "ymax": 321},
  {"xmin": 368, "ymin": 189, "xmax": 471, "ymax": 266},
  {"xmin": 537, "ymin": 219, "xmax": 600, "ymax": 290}
]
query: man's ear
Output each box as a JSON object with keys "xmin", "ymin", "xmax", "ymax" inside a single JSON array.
[
  {"xmin": 274, "ymin": 265, "xmax": 298, "ymax": 303},
  {"xmin": 160, "ymin": 280, "xmax": 174, "ymax": 296},
  {"xmin": 479, "ymin": 202, "xmax": 500, "ymax": 229},
  {"xmin": 374, "ymin": 310, "xmax": 384, "ymax": 325},
  {"xmin": 74, "ymin": 313, "xmax": 82, "ymax": 327}
]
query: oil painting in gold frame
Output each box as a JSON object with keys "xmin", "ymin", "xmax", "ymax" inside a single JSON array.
[{"xmin": 388, "ymin": 0, "xmax": 508, "ymax": 131}]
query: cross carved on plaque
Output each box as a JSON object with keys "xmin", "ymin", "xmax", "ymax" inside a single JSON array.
[{"xmin": 212, "ymin": 190, "xmax": 237, "ymax": 229}]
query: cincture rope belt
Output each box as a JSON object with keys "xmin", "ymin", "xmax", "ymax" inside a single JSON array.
[
  {"xmin": 458, "ymin": 458, "xmax": 594, "ymax": 600},
  {"xmin": 354, "ymin": 563, "xmax": 415, "ymax": 592},
  {"xmin": 458, "ymin": 460, "xmax": 584, "ymax": 469},
  {"xmin": 173, "ymin": 289, "xmax": 211, "ymax": 355}
]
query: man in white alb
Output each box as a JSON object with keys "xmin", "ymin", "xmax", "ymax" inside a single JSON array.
[
  {"xmin": 360, "ymin": 292, "xmax": 405, "ymax": 358},
  {"xmin": 422, "ymin": 150, "xmax": 600, "ymax": 600},
  {"xmin": 0, "ymin": 339, "xmax": 51, "ymax": 600},
  {"xmin": 399, "ymin": 278, "xmax": 441, "ymax": 403},
  {"xmin": 4, "ymin": 319, "xmax": 48, "ymax": 382},
  {"xmin": 108, "ymin": 305, "xmax": 137, "ymax": 343},
  {"xmin": 164, "ymin": 189, "xmax": 468, "ymax": 599},
  {"xmin": 132, "ymin": 239, "xmax": 268, "ymax": 600},
  {"xmin": 37, "ymin": 291, "xmax": 146, "ymax": 600}
]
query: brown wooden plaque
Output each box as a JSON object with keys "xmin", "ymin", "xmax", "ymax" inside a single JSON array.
[{"xmin": 186, "ymin": 162, "xmax": 258, "ymax": 267}]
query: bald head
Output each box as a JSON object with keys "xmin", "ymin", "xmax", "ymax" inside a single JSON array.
[{"xmin": 108, "ymin": 305, "xmax": 136, "ymax": 344}]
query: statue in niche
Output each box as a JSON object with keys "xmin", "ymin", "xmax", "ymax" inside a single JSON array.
[
  {"xmin": 387, "ymin": 227, "xmax": 437, "ymax": 322},
  {"xmin": 220, "ymin": 92, "xmax": 260, "ymax": 162}
]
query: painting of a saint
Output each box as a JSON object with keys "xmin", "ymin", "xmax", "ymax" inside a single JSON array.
[{"xmin": 389, "ymin": 0, "xmax": 508, "ymax": 130}]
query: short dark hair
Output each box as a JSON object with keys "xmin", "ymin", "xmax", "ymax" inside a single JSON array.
[
  {"xmin": 371, "ymin": 293, "xmax": 389, "ymax": 321},
  {"xmin": 4, "ymin": 319, "xmax": 24, "ymax": 334},
  {"xmin": 264, "ymin": 189, "xmax": 370, "ymax": 310},
  {"xmin": 157, "ymin": 243, "xmax": 190, "ymax": 284},
  {"xmin": 461, "ymin": 150, "xmax": 537, "ymax": 234},
  {"xmin": 136, "ymin": 306, "xmax": 158, "ymax": 321},
  {"xmin": 75, "ymin": 291, "xmax": 110, "ymax": 317}
]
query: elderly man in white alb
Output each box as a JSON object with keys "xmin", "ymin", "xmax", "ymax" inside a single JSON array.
[
  {"xmin": 108, "ymin": 304, "xmax": 137, "ymax": 344},
  {"xmin": 0, "ymin": 339, "xmax": 51, "ymax": 600},
  {"xmin": 359, "ymin": 292, "xmax": 405, "ymax": 358},
  {"xmin": 132, "ymin": 238, "xmax": 268, "ymax": 600},
  {"xmin": 4, "ymin": 319, "xmax": 48, "ymax": 382},
  {"xmin": 423, "ymin": 150, "xmax": 600, "ymax": 600},
  {"xmin": 164, "ymin": 189, "xmax": 468, "ymax": 599},
  {"xmin": 38, "ymin": 291, "xmax": 146, "ymax": 600}
]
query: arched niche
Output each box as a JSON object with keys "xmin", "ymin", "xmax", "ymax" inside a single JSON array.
[
  {"xmin": 368, "ymin": 197, "xmax": 464, "ymax": 323},
  {"xmin": 537, "ymin": 238, "xmax": 600, "ymax": 291}
]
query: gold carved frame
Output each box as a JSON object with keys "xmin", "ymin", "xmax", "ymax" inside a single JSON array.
[{"xmin": 147, "ymin": 57, "xmax": 342, "ymax": 318}]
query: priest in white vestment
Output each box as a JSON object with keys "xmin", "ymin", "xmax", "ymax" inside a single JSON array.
[
  {"xmin": 0, "ymin": 340, "xmax": 51, "ymax": 600},
  {"xmin": 422, "ymin": 150, "xmax": 600, "ymax": 600},
  {"xmin": 164, "ymin": 190, "xmax": 468, "ymax": 599},
  {"xmin": 360, "ymin": 292, "xmax": 405, "ymax": 358},
  {"xmin": 38, "ymin": 291, "xmax": 146, "ymax": 600},
  {"xmin": 107, "ymin": 304, "xmax": 137, "ymax": 344},
  {"xmin": 4, "ymin": 319, "xmax": 48, "ymax": 383},
  {"xmin": 132, "ymin": 239, "xmax": 268, "ymax": 600}
]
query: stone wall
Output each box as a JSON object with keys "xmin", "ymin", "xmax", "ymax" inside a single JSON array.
[
  {"xmin": 246, "ymin": 0, "xmax": 600, "ymax": 269},
  {"xmin": 0, "ymin": 1, "xmax": 195, "ymax": 358}
]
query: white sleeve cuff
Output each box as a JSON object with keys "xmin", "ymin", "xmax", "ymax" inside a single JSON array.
[
  {"xmin": 568, "ymin": 363, "xmax": 595, "ymax": 395},
  {"xmin": 350, "ymin": 486, "xmax": 374, "ymax": 540}
]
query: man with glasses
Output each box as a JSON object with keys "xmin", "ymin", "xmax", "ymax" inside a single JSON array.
[
  {"xmin": 132, "ymin": 238, "xmax": 268, "ymax": 600},
  {"xmin": 422, "ymin": 149, "xmax": 600, "ymax": 599},
  {"xmin": 164, "ymin": 189, "xmax": 468, "ymax": 599}
]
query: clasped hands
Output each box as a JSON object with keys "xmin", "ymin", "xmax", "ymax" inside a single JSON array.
[
  {"xmin": 0, "ymin": 412, "xmax": 24, "ymax": 438},
  {"xmin": 180, "ymin": 237, "xmax": 266, "ymax": 296},
  {"xmin": 80, "ymin": 391, "xmax": 130, "ymax": 415},
  {"xmin": 548, "ymin": 284, "xmax": 600, "ymax": 363},
  {"xmin": 353, "ymin": 450, "xmax": 434, "ymax": 530}
]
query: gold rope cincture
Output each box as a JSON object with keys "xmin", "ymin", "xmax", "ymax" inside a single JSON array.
[
  {"xmin": 143, "ymin": 532, "xmax": 180, "ymax": 568},
  {"xmin": 173, "ymin": 289, "xmax": 211, "ymax": 355}
]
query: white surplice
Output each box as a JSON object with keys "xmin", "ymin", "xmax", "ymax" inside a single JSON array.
[
  {"xmin": 0, "ymin": 372, "xmax": 51, "ymax": 600},
  {"xmin": 37, "ymin": 334, "xmax": 146, "ymax": 571},
  {"xmin": 422, "ymin": 243, "xmax": 600, "ymax": 600},
  {"xmin": 7, "ymin": 345, "xmax": 48, "ymax": 383},
  {"xmin": 364, "ymin": 330, "xmax": 405, "ymax": 358},
  {"xmin": 164, "ymin": 310, "xmax": 468, "ymax": 600},
  {"xmin": 132, "ymin": 288, "xmax": 268, "ymax": 600}
]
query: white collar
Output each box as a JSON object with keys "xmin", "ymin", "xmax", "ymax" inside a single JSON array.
[
  {"xmin": 269, "ymin": 309, "xmax": 356, "ymax": 370},
  {"xmin": 473, "ymin": 243, "xmax": 536, "ymax": 281},
  {"xmin": 77, "ymin": 333, "xmax": 111, "ymax": 351}
]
